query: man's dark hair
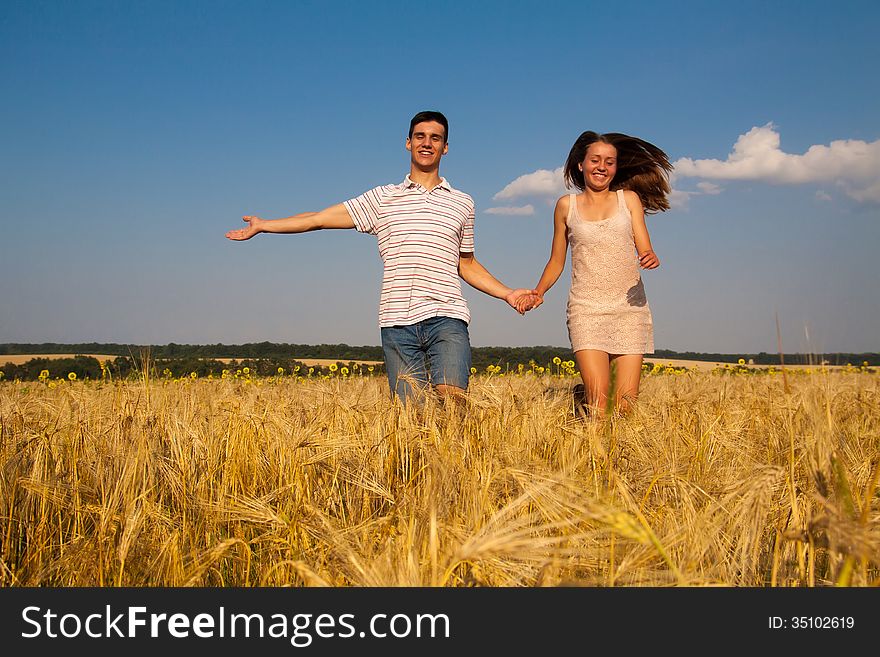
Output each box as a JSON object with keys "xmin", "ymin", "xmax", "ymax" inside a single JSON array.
[{"xmin": 408, "ymin": 111, "xmax": 449, "ymax": 142}]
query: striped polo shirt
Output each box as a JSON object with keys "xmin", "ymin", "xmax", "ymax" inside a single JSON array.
[{"xmin": 344, "ymin": 175, "xmax": 475, "ymax": 328}]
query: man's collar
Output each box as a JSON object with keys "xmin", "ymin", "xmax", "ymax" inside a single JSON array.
[{"xmin": 403, "ymin": 175, "xmax": 451, "ymax": 191}]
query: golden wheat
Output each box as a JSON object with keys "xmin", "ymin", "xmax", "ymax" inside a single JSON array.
[{"xmin": 0, "ymin": 371, "xmax": 877, "ymax": 587}]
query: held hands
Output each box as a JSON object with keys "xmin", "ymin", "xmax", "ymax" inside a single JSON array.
[
  {"xmin": 505, "ymin": 289, "xmax": 541, "ymax": 316},
  {"xmin": 638, "ymin": 249, "xmax": 660, "ymax": 269},
  {"xmin": 225, "ymin": 216, "xmax": 263, "ymax": 241},
  {"xmin": 515, "ymin": 292, "xmax": 543, "ymax": 314},
  {"xmin": 505, "ymin": 289, "xmax": 543, "ymax": 315}
]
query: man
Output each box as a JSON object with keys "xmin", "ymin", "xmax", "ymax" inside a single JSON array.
[{"xmin": 225, "ymin": 110, "xmax": 534, "ymax": 401}]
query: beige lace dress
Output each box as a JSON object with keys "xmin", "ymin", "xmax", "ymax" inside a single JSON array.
[{"xmin": 566, "ymin": 190, "xmax": 654, "ymax": 354}]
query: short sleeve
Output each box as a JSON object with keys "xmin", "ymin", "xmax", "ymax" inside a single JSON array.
[
  {"xmin": 343, "ymin": 186, "xmax": 387, "ymax": 235},
  {"xmin": 460, "ymin": 197, "xmax": 475, "ymax": 253}
]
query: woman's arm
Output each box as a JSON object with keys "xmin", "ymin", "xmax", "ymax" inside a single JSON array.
[
  {"xmin": 625, "ymin": 190, "xmax": 659, "ymax": 269},
  {"xmin": 517, "ymin": 195, "xmax": 570, "ymax": 311}
]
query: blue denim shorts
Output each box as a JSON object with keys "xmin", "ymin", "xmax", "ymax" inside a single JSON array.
[{"xmin": 380, "ymin": 316, "xmax": 472, "ymax": 401}]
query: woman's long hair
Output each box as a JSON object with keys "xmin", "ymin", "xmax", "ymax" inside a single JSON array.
[{"xmin": 563, "ymin": 131, "xmax": 673, "ymax": 213}]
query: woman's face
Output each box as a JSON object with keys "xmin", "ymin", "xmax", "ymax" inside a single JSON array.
[{"xmin": 580, "ymin": 141, "xmax": 617, "ymax": 190}]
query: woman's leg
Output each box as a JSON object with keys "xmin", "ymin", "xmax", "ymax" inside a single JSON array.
[
  {"xmin": 609, "ymin": 353, "xmax": 644, "ymax": 414},
  {"xmin": 573, "ymin": 350, "xmax": 611, "ymax": 414}
]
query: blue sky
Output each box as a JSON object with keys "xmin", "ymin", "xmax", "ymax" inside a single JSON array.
[{"xmin": 2, "ymin": 0, "xmax": 878, "ymax": 354}]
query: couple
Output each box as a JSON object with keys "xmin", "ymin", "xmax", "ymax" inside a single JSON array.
[{"xmin": 225, "ymin": 111, "xmax": 672, "ymax": 415}]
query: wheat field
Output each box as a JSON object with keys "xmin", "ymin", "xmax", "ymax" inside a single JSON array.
[{"xmin": 1, "ymin": 368, "xmax": 877, "ymax": 587}]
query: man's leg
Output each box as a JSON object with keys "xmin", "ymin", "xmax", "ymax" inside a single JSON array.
[
  {"xmin": 381, "ymin": 324, "xmax": 429, "ymax": 402},
  {"xmin": 423, "ymin": 317, "xmax": 471, "ymax": 399}
]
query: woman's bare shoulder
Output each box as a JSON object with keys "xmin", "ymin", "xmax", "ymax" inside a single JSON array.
[{"xmin": 622, "ymin": 189, "xmax": 644, "ymax": 210}]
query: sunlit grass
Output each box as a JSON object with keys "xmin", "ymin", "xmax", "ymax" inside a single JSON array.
[{"xmin": 0, "ymin": 368, "xmax": 877, "ymax": 587}]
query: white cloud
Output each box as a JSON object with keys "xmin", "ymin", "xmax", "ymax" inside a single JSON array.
[
  {"xmin": 491, "ymin": 125, "xmax": 880, "ymax": 215},
  {"xmin": 669, "ymin": 189, "xmax": 695, "ymax": 209},
  {"xmin": 484, "ymin": 204, "xmax": 535, "ymax": 216},
  {"xmin": 840, "ymin": 178, "xmax": 880, "ymax": 203},
  {"xmin": 493, "ymin": 164, "xmax": 696, "ymax": 211},
  {"xmin": 492, "ymin": 166, "xmax": 566, "ymax": 201},
  {"xmin": 674, "ymin": 124, "xmax": 880, "ymax": 202},
  {"xmin": 492, "ymin": 167, "xmax": 696, "ymax": 209},
  {"xmin": 696, "ymin": 181, "xmax": 723, "ymax": 195}
]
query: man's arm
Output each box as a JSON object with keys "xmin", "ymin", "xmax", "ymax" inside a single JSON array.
[
  {"xmin": 225, "ymin": 203, "xmax": 355, "ymax": 241},
  {"xmin": 458, "ymin": 252, "xmax": 534, "ymax": 315}
]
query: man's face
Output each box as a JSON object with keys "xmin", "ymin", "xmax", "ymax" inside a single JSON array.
[{"xmin": 406, "ymin": 121, "xmax": 448, "ymax": 170}]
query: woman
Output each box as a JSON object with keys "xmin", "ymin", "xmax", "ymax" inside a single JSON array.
[{"xmin": 520, "ymin": 131, "xmax": 672, "ymax": 416}]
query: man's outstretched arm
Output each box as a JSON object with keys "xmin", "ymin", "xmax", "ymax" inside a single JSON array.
[
  {"xmin": 225, "ymin": 203, "xmax": 355, "ymax": 240},
  {"xmin": 458, "ymin": 253, "xmax": 535, "ymax": 315}
]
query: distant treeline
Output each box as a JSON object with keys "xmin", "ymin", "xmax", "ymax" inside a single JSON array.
[
  {"xmin": 0, "ymin": 342, "xmax": 386, "ymax": 361},
  {"xmin": 2, "ymin": 343, "xmax": 878, "ymax": 376},
  {"xmin": 651, "ymin": 349, "xmax": 880, "ymax": 366},
  {"xmin": 0, "ymin": 355, "xmax": 374, "ymax": 382}
]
